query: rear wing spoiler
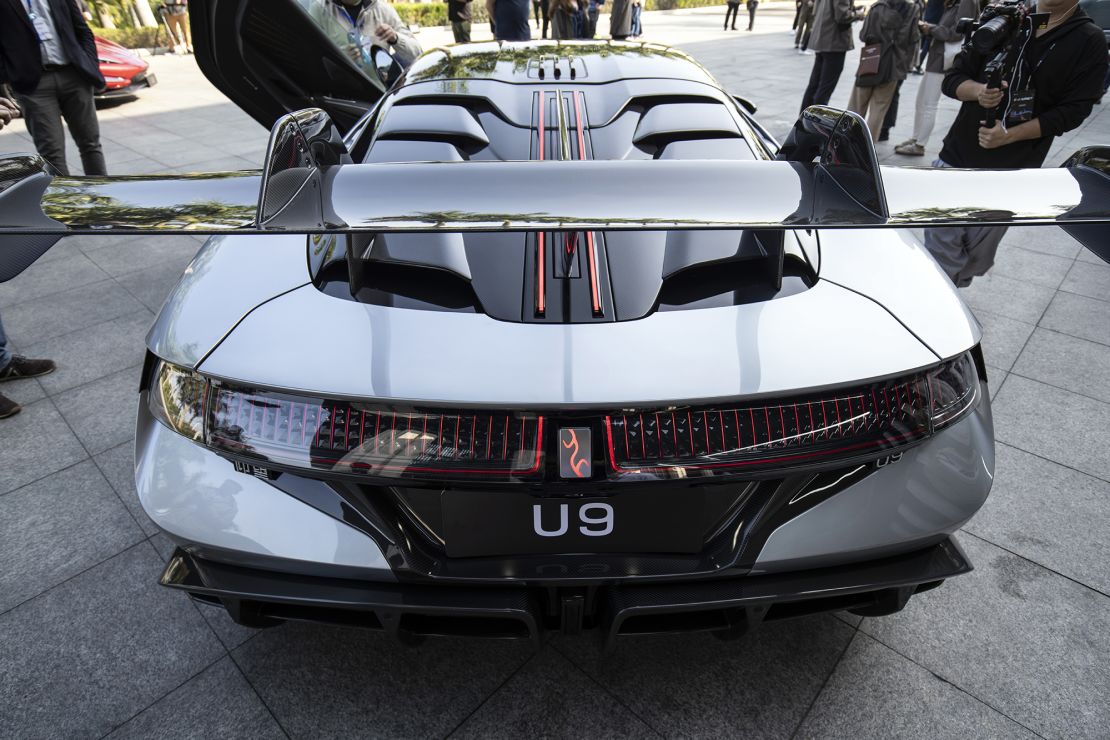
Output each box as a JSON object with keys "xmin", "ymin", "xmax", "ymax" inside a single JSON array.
[{"xmin": 1, "ymin": 106, "xmax": 1108, "ymax": 282}]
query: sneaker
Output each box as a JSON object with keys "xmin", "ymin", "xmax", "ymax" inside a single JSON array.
[
  {"xmin": 894, "ymin": 141, "xmax": 926, "ymax": 156},
  {"xmin": 0, "ymin": 355, "xmax": 57, "ymax": 381},
  {"xmin": 800, "ymin": 49, "xmax": 813, "ymax": 55},
  {"xmin": 0, "ymin": 392, "xmax": 20, "ymax": 419}
]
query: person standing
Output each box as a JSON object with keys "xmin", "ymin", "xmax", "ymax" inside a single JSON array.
[
  {"xmin": 846, "ymin": 0, "xmax": 919, "ymax": 140},
  {"xmin": 630, "ymin": 0, "xmax": 642, "ymax": 36},
  {"xmin": 746, "ymin": 0, "xmax": 759, "ymax": 30},
  {"xmin": 0, "ymin": 0, "xmax": 106, "ymax": 176},
  {"xmin": 0, "ymin": 96, "xmax": 57, "ymax": 420},
  {"xmin": 488, "ymin": 0, "xmax": 533, "ymax": 40},
  {"xmin": 309, "ymin": 0, "xmax": 423, "ymax": 69},
  {"xmin": 159, "ymin": 1, "xmax": 193, "ymax": 54},
  {"xmin": 725, "ymin": 0, "xmax": 740, "ymax": 30},
  {"xmin": 799, "ymin": 0, "xmax": 865, "ymax": 111},
  {"xmin": 533, "ymin": 0, "xmax": 550, "ymax": 38},
  {"xmin": 550, "ymin": 0, "xmax": 577, "ymax": 38},
  {"xmin": 895, "ymin": 0, "xmax": 977, "ymax": 155},
  {"xmin": 923, "ymin": 0, "xmax": 1106, "ymax": 286},
  {"xmin": 609, "ymin": 0, "xmax": 632, "ymax": 39},
  {"xmin": 795, "ymin": 0, "xmax": 814, "ymax": 51},
  {"xmin": 448, "ymin": 0, "xmax": 474, "ymax": 42},
  {"xmin": 587, "ymin": 0, "xmax": 604, "ymax": 38}
]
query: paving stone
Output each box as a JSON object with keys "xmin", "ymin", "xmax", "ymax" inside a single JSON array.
[
  {"xmin": 194, "ymin": 600, "xmax": 263, "ymax": 652},
  {"xmin": 107, "ymin": 658, "xmax": 284, "ymax": 740},
  {"xmin": 0, "ymin": 248, "xmax": 110, "ymax": 308},
  {"xmin": 972, "ymin": 309, "xmax": 1035, "ymax": 373},
  {"xmin": 988, "ymin": 370, "xmax": 1008, "ymax": 400},
  {"xmin": 992, "ymin": 375, "xmax": 1110, "ymax": 482},
  {"xmin": 964, "ymin": 444, "xmax": 1110, "ymax": 596},
  {"xmin": 148, "ymin": 531, "xmax": 177, "ymax": 562},
  {"xmin": 94, "ymin": 440, "xmax": 157, "ymax": 536},
  {"xmin": 0, "ymin": 399, "xmax": 88, "ymax": 495},
  {"xmin": 861, "ymin": 536, "xmax": 1110, "ymax": 739},
  {"xmin": 959, "ymin": 273, "xmax": 1056, "ymax": 325},
  {"xmin": 28, "ymin": 310, "xmax": 153, "ymax": 395},
  {"xmin": 1039, "ymin": 291, "xmax": 1110, "ymax": 348},
  {"xmin": 0, "ymin": 460, "xmax": 144, "ymax": 613},
  {"xmin": 988, "ymin": 244, "xmax": 1073, "ymax": 290},
  {"xmin": 998, "ymin": 226, "xmax": 1082, "ymax": 260},
  {"xmin": 556, "ymin": 615, "xmax": 854, "ymax": 738},
  {"xmin": 233, "ymin": 621, "xmax": 534, "ymax": 738},
  {"xmin": 0, "ymin": 279, "xmax": 147, "ymax": 347},
  {"xmin": 796, "ymin": 633, "xmax": 1037, "ymax": 740},
  {"xmin": 84, "ymin": 234, "xmax": 204, "ymax": 278},
  {"xmin": 1060, "ymin": 259, "xmax": 1110, "ymax": 303},
  {"xmin": 0, "ymin": 361, "xmax": 46, "ymax": 405},
  {"xmin": 452, "ymin": 648, "xmax": 655, "ymax": 739},
  {"xmin": 1012, "ymin": 328, "xmax": 1110, "ymax": 405},
  {"xmin": 0, "ymin": 544, "xmax": 225, "ymax": 738},
  {"xmin": 54, "ymin": 365, "xmax": 141, "ymax": 456}
]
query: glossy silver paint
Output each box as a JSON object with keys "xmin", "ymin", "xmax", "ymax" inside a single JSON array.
[
  {"xmin": 753, "ymin": 387, "xmax": 994, "ymax": 573},
  {"xmin": 135, "ymin": 400, "xmax": 391, "ymax": 574},
  {"xmin": 146, "ymin": 234, "xmax": 310, "ymax": 368},
  {"xmin": 197, "ymin": 279, "xmax": 941, "ymax": 406},
  {"xmin": 3, "ymin": 150, "xmax": 1110, "ymax": 240},
  {"xmin": 817, "ymin": 228, "xmax": 981, "ymax": 361}
]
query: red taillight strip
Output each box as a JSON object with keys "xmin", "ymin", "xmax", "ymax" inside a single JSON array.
[
  {"xmin": 535, "ymin": 91, "xmax": 546, "ymax": 317},
  {"xmin": 573, "ymin": 90, "xmax": 603, "ymax": 316}
]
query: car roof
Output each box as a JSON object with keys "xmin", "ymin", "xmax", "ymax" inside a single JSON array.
[{"xmin": 404, "ymin": 41, "xmax": 722, "ymax": 89}]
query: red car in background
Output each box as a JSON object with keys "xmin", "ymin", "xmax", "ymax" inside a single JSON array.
[{"xmin": 95, "ymin": 36, "xmax": 158, "ymax": 100}]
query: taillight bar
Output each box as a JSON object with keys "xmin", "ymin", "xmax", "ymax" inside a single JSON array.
[{"xmin": 207, "ymin": 386, "xmax": 544, "ymax": 479}]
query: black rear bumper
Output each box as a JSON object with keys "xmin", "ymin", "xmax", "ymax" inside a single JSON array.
[{"xmin": 161, "ymin": 537, "xmax": 971, "ymax": 650}]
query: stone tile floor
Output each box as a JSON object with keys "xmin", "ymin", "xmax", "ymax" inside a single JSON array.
[{"xmin": 1, "ymin": 5, "xmax": 1108, "ymax": 738}]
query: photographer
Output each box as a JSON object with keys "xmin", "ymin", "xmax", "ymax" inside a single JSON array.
[{"xmin": 923, "ymin": 0, "xmax": 1108, "ymax": 286}]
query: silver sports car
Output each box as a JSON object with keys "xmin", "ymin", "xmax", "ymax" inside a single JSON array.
[{"xmin": 1, "ymin": 0, "xmax": 1108, "ymax": 649}]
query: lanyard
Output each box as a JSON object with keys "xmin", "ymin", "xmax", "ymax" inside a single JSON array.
[
  {"xmin": 1031, "ymin": 41, "xmax": 1057, "ymax": 74},
  {"xmin": 338, "ymin": 4, "xmax": 360, "ymax": 27}
]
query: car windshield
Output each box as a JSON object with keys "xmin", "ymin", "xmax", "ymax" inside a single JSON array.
[{"xmin": 293, "ymin": 0, "xmax": 380, "ymax": 78}]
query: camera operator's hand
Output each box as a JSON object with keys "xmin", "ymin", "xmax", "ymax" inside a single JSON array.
[
  {"xmin": 977, "ymin": 121, "xmax": 1011, "ymax": 149},
  {"xmin": 976, "ymin": 80, "xmax": 1008, "ymax": 109}
]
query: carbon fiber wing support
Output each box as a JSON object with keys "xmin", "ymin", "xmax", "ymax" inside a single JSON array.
[{"xmin": 1, "ymin": 106, "xmax": 1108, "ymax": 282}]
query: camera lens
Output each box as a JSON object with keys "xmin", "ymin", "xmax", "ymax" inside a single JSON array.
[{"xmin": 971, "ymin": 15, "xmax": 1012, "ymax": 54}]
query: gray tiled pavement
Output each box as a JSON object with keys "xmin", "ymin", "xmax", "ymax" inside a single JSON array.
[{"xmin": 1, "ymin": 5, "xmax": 1109, "ymax": 738}]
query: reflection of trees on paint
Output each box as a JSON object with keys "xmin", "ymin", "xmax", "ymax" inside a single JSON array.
[
  {"xmin": 408, "ymin": 42, "xmax": 697, "ymax": 84},
  {"xmin": 43, "ymin": 173, "xmax": 261, "ymax": 230}
]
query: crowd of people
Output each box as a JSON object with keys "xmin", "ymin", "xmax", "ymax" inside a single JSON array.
[{"xmin": 476, "ymin": 0, "xmax": 644, "ymax": 41}]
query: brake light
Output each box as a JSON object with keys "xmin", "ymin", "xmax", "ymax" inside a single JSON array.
[
  {"xmin": 604, "ymin": 352, "xmax": 980, "ymax": 478},
  {"xmin": 206, "ymin": 386, "xmax": 544, "ymax": 478}
]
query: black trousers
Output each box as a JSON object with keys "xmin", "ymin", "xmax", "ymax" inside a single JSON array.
[
  {"xmin": 800, "ymin": 51, "xmax": 847, "ymax": 111},
  {"xmin": 451, "ymin": 20, "xmax": 471, "ymax": 42},
  {"xmin": 747, "ymin": 3, "xmax": 757, "ymax": 29},
  {"xmin": 15, "ymin": 66, "xmax": 106, "ymax": 176},
  {"xmin": 724, "ymin": 2, "xmax": 739, "ymax": 28}
]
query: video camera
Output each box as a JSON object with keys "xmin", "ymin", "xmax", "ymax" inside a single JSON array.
[{"xmin": 956, "ymin": 0, "xmax": 1049, "ymax": 126}]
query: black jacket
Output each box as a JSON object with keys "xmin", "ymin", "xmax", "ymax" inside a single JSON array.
[
  {"xmin": 0, "ymin": 0, "xmax": 104, "ymax": 94},
  {"xmin": 939, "ymin": 8, "xmax": 1107, "ymax": 169}
]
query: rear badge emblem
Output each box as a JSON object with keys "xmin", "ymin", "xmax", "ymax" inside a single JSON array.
[{"xmin": 559, "ymin": 427, "xmax": 592, "ymax": 479}]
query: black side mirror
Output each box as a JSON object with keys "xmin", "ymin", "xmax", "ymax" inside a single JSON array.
[{"xmin": 372, "ymin": 47, "xmax": 403, "ymax": 88}]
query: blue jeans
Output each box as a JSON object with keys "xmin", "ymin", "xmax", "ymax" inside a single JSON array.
[
  {"xmin": 630, "ymin": 4, "xmax": 641, "ymax": 35},
  {"xmin": 0, "ymin": 311, "xmax": 11, "ymax": 371}
]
